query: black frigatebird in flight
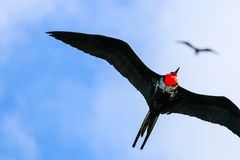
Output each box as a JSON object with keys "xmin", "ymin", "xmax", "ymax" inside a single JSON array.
[
  {"xmin": 177, "ymin": 40, "xmax": 217, "ymax": 55},
  {"xmin": 47, "ymin": 31, "xmax": 240, "ymax": 149}
]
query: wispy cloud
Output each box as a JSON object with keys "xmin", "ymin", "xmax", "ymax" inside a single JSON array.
[
  {"xmin": 0, "ymin": 114, "xmax": 38, "ymax": 160},
  {"xmin": 0, "ymin": 0, "xmax": 85, "ymax": 63}
]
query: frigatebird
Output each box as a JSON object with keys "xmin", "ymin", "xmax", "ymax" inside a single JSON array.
[
  {"xmin": 47, "ymin": 31, "xmax": 240, "ymax": 149},
  {"xmin": 177, "ymin": 40, "xmax": 217, "ymax": 55}
]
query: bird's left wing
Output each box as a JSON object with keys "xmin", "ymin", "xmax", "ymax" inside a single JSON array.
[
  {"xmin": 47, "ymin": 31, "xmax": 160, "ymax": 105},
  {"xmin": 167, "ymin": 86, "xmax": 240, "ymax": 137},
  {"xmin": 177, "ymin": 41, "xmax": 196, "ymax": 49}
]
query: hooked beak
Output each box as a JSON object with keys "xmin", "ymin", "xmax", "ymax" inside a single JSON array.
[{"xmin": 174, "ymin": 67, "xmax": 180, "ymax": 74}]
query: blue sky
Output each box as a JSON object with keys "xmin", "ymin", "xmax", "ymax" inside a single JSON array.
[{"xmin": 1, "ymin": 0, "xmax": 240, "ymax": 159}]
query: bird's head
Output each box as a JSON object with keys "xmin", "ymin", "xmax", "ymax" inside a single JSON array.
[{"xmin": 164, "ymin": 67, "xmax": 179, "ymax": 86}]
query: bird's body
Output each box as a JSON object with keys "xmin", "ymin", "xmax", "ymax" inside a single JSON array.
[
  {"xmin": 177, "ymin": 40, "xmax": 217, "ymax": 55},
  {"xmin": 48, "ymin": 31, "xmax": 240, "ymax": 149}
]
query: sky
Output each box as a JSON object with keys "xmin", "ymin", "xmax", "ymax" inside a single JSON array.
[{"xmin": 1, "ymin": 0, "xmax": 240, "ymax": 160}]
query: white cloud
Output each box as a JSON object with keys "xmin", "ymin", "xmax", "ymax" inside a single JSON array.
[
  {"xmin": 0, "ymin": 0, "xmax": 85, "ymax": 63},
  {"xmin": 0, "ymin": 0, "xmax": 52, "ymax": 62},
  {"xmin": 0, "ymin": 115, "xmax": 38, "ymax": 160}
]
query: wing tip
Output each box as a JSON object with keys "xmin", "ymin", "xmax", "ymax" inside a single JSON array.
[
  {"xmin": 46, "ymin": 31, "xmax": 79, "ymax": 39},
  {"xmin": 46, "ymin": 31, "xmax": 58, "ymax": 37}
]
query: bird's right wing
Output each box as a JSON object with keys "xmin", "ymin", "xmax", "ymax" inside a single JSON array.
[
  {"xmin": 201, "ymin": 48, "xmax": 218, "ymax": 54},
  {"xmin": 167, "ymin": 86, "xmax": 240, "ymax": 137},
  {"xmin": 47, "ymin": 31, "xmax": 160, "ymax": 104}
]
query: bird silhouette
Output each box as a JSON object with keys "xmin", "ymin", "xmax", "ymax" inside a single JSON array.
[
  {"xmin": 47, "ymin": 31, "xmax": 240, "ymax": 150},
  {"xmin": 177, "ymin": 40, "xmax": 217, "ymax": 55}
]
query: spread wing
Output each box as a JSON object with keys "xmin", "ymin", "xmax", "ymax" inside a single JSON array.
[
  {"xmin": 47, "ymin": 31, "xmax": 160, "ymax": 104},
  {"xmin": 177, "ymin": 40, "xmax": 196, "ymax": 49},
  {"xmin": 200, "ymin": 48, "xmax": 218, "ymax": 54},
  {"xmin": 167, "ymin": 86, "xmax": 240, "ymax": 137}
]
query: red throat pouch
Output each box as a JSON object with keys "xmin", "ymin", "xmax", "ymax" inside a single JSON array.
[{"xmin": 164, "ymin": 73, "xmax": 178, "ymax": 86}]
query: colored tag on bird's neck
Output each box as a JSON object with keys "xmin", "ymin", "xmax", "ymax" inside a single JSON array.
[{"xmin": 164, "ymin": 73, "xmax": 178, "ymax": 86}]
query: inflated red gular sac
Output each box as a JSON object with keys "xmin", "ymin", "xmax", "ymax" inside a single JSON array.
[{"xmin": 165, "ymin": 72, "xmax": 178, "ymax": 86}]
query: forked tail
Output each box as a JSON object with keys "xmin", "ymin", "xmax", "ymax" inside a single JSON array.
[{"xmin": 132, "ymin": 110, "xmax": 159, "ymax": 149}]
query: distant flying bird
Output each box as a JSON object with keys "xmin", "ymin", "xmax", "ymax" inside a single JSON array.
[
  {"xmin": 47, "ymin": 31, "xmax": 240, "ymax": 150},
  {"xmin": 177, "ymin": 40, "xmax": 217, "ymax": 55}
]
